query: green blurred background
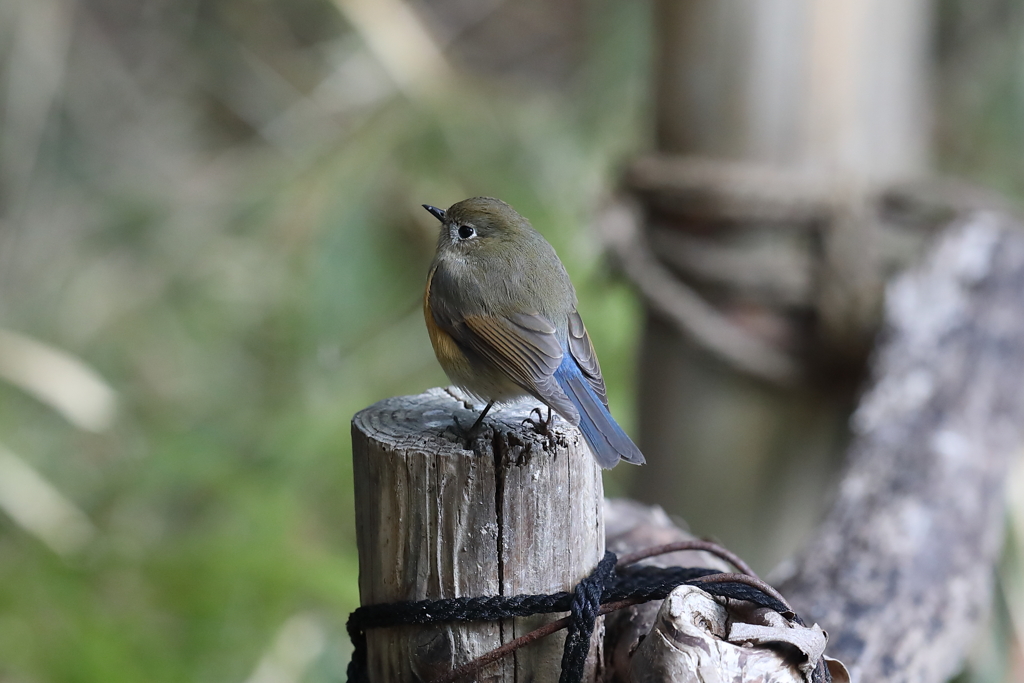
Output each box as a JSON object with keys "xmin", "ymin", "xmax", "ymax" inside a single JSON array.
[
  {"xmin": 0, "ymin": 0, "xmax": 649, "ymax": 681},
  {"xmin": 0, "ymin": 0, "xmax": 1023, "ymax": 681}
]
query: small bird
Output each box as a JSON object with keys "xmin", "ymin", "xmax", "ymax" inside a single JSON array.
[{"xmin": 422, "ymin": 197, "xmax": 645, "ymax": 469}]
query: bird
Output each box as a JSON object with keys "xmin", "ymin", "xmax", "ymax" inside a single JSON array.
[{"xmin": 421, "ymin": 196, "xmax": 645, "ymax": 469}]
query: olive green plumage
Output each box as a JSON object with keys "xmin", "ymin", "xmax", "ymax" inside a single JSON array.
[{"xmin": 423, "ymin": 197, "xmax": 644, "ymax": 468}]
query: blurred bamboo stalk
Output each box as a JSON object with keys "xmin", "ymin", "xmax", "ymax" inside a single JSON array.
[
  {"xmin": 330, "ymin": 0, "xmax": 453, "ymax": 99},
  {"xmin": 0, "ymin": 329, "xmax": 117, "ymax": 432},
  {"xmin": 633, "ymin": 0, "xmax": 932, "ymax": 571},
  {"xmin": 243, "ymin": 613, "xmax": 327, "ymax": 683},
  {"xmin": 0, "ymin": 443, "xmax": 96, "ymax": 556},
  {"xmin": 0, "ymin": 0, "xmax": 73, "ymax": 214}
]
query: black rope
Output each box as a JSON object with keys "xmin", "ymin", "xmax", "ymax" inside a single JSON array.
[
  {"xmin": 558, "ymin": 551, "xmax": 616, "ymax": 683},
  {"xmin": 346, "ymin": 551, "xmax": 818, "ymax": 683}
]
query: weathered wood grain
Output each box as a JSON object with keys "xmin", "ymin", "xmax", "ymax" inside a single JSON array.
[{"xmin": 352, "ymin": 387, "xmax": 604, "ymax": 683}]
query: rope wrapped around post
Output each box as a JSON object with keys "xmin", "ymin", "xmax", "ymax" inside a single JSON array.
[
  {"xmin": 607, "ymin": 153, "xmax": 1008, "ymax": 383},
  {"xmin": 347, "ymin": 545, "xmax": 833, "ymax": 683}
]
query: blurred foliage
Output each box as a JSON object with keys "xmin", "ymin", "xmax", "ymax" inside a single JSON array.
[
  {"xmin": 3, "ymin": 0, "xmax": 1024, "ymax": 681},
  {"xmin": 0, "ymin": 0, "xmax": 650, "ymax": 681},
  {"xmin": 937, "ymin": 0, "xmax": 1024, "ymax": 197}
]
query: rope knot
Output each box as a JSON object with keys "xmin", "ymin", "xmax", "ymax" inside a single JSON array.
[
  {"xmin": 558, "ymin": 551, "xmax": 617, "ymax": 683},
  {"xmin": 344, "ymin": 541, "xmax": 805, "ymax": 683}
]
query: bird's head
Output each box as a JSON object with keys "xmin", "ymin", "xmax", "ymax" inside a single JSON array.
[{"xmin": 423, "ymin": 197, "xmax": 535, "ymax": 256}]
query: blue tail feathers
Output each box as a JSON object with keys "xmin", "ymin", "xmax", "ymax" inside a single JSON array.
[{"xmin": 554, "ymin": 359, "xmax": 645, "ymax": 469}]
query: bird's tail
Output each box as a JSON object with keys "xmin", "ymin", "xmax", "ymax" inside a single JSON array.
[{"xmin": 555, "ymin": 365, "xmax": 645, "ymax": 469}]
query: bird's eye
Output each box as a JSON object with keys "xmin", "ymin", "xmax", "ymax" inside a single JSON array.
[{"xmin": 458, "ymin": 225, "xmax": 475, "ymax": 239}]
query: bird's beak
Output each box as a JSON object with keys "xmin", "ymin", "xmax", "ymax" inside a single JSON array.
[{"xmin": 422, "ymin": 204, "xmax": 446, "ymax": 222}]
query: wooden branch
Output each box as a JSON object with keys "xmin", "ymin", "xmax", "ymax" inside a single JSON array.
[
  {"xmin": 351, "ymin": 387, "xmax": 604, "ymax": 683},
  {"xmin": 777, "ymin": 211, "xmax": 1024, "ymax": 681}
]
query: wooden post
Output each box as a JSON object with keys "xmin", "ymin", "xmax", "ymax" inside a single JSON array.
[{"xmin": 351, "ymin": 387, "xmax": 605, "ymax": 683}]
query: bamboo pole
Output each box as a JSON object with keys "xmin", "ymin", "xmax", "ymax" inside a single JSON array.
[{"xmin": 633, "ymin": 0, "xmax": 932, "ymax": 571}]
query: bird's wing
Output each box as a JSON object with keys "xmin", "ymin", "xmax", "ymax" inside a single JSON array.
[
  {"xmin": 426, "ymin": 263, "xmax": 579, "ymax": 422},
  {"xmin": 460, "ymin": 313, "xmax": 579, "ymax": 423},
  {"xmin": 432, "ymin": 303, "xmax": 579, "ymax": 424},
  {"xmin": 566, "ymin": 308, "xmax": 609, "ymax": 408}
]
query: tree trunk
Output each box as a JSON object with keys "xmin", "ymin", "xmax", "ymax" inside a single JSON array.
[{"xmin": 777, "ymin": 212, "xmax": 1024, "ymax": 681}]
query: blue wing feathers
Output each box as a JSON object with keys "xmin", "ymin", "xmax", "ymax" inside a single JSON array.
[{"xmin": 554, "ymin": 355, "xmax": 645, "ymax": 469}]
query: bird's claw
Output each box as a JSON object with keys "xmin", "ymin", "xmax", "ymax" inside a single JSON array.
[
  {"xmin": 449, "ymin": 414, "xmax": 478, "ymax": 447},
  {"xmin": 448, "ymin": 401, "xmax": 495, "ymax": 448},
  {"xmin": 522, "ymin": 406, "xmax": 552, "ymax": 436}
]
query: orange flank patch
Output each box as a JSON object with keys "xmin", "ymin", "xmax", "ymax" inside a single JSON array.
[{"xmin": 424, "ymin": 268, "xmax": 469, "ymax": 376}]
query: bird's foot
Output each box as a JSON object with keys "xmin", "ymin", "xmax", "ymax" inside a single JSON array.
[
  {"xmin": 449, "ymin": 401, "xmax": 494, "ymax": 447},
  {"xmin": 522, "ymin": 406, "xmax": 553, "ymax": 436},
  {"xmin": 450, "ymin": 414, "xmax": 477, "ymax": 440}
]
